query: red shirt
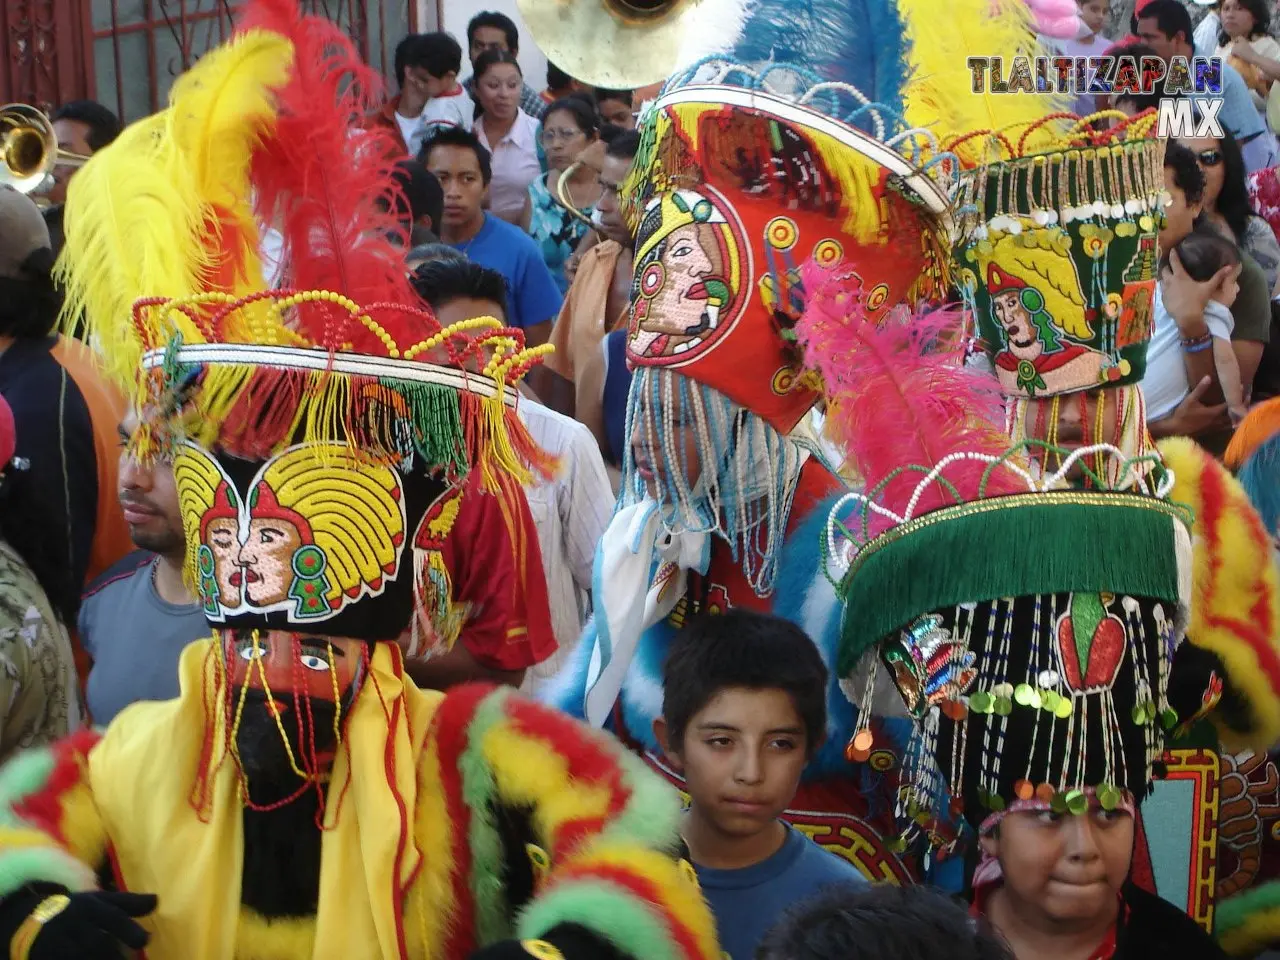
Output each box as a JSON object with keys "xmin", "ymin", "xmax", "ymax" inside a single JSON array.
[
  {"xmin": 670, "ymin": 458, "xmax": 842, "ymax": 622},
  {"xmin": 441, "ymin": 472, "xmax": 556, "ymax": 672}
]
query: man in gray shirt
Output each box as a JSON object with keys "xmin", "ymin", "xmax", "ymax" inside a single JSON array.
[{"xmin": 77, "ymin": 410, "xmax": 206, "ymax": 724}]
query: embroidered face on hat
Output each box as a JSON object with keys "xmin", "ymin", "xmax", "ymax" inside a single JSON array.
[
  {"xmin": 145, "ymin": 286, "xmax": 551, "ymax": 649},
  {"xmin": 624, "ymin": 87, "xmax": 950, "ymax": 434},
  {"xmin": 953, "ymin": 135, "xmax": 1167, "ymax": 401},
  {"xmin": 177, "ymin": 442, "xmax": 417, "ymax": 634}
]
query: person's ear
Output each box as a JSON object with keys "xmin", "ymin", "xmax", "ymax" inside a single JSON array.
[{"xmin": 653, "ymin": 717, "xmax": 684, "ymax": 772}]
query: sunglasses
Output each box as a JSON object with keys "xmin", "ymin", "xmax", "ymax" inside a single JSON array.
[{"xmin": 1195, "ymin": 149, "xmax": 1224, "ymax": 167}]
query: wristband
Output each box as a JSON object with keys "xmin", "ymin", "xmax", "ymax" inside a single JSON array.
[
  {"xmin": 9, "ymin": 895, "xmax": 69, "ymax": 960},
  {"xmin": 1182, "ymin": 337, "xmax": 1214, "ymax": 354},
  {"xmin": 1180, "ymin": 330, "xmax": 1212, "ymax": 348}
]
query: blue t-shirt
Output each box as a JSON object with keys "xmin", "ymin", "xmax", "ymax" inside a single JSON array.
[
  {"xmin": 694, "ymin": 824, "xmax": 866, "ymax": 960},
  {"xmin": 450, "ymin": 213, "xmax": 563, "ymax": 330},
  {"xmin": 78, "ymin": 551, "xmax": 208, "ymax": 724}
]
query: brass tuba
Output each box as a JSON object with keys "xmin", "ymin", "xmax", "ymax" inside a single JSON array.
[
  {"xmin": 0, "ymin": 104, "xmax": 92, "ymax": 196},
  {"xmin": 515, "ymin": 0, "xmax": 702, "ymax": 89}
]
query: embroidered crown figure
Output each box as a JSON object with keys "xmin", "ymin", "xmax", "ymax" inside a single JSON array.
[{"xmin": 949, "ymin": 112, "xmax": 1167, "ymax": 485}]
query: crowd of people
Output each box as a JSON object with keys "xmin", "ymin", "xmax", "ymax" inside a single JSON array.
[{"xmin": 1, "ymin": 0, "xmax": 1280, "ymax": 956}]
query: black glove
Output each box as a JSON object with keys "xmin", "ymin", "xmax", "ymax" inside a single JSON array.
[
  {"xmin": 0, "ymin": 885, "xmax": 156, "ymax": 959},
  {"xmin": 469, "ymin": 923, "xmax": 629, "ymax": 960}
]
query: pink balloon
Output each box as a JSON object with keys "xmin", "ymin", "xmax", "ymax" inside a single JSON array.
[
  {"xmin": 1028, "ymin": 0, "xmax": 1078, "ymax": 17},
  {"xmin": 1040, "ymin": 13, "xmax": 1086, "ymax": 36}
]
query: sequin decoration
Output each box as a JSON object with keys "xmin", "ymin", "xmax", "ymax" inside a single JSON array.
[{"xmin": 882, "ymin": 613, "xmax": 979, "ymax": 718}]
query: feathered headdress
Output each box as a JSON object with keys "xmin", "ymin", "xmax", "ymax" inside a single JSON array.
[
  {"xmin": 809, "ymin": 260, "xmax": 1194, "ymax": 849},
  {"xmin": 1226, "ymin": 395, "xmax": 1280, "ymax": 472},
  {"xmin": 1225, "ymin": 397, "xmax": 1280, "ymax": 562},
  {"xmin": 236, "ymin": 0, "xmax": 414, "ymax": 325},
  {"xmin": 797, "ymin": 260, "xmax": 1020, "ymax": 529},
  {"xmin": 670, "ymin": 0, "xmax": 1070, "ymax": 159},
  {"xmin": 899, "ymin": 0, "xmax": 1074, "ymax": 169},
  {"xmin": 1159, "ymin": 437, "xmax": 1280, "ymax": 753},
  {"xmin": 57, "ymin": 0, "xmax": 553, "ymax": 657},
  {"xmin": 57, "ymin": 28, "xmax": 292, "ymax": 386}
]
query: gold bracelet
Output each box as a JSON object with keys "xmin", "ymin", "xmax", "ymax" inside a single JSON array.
[{"xmin": 9, "ymin": 894, "xmax": 70, "ymax": 960}]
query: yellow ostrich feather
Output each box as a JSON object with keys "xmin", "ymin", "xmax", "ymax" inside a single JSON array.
[
  {"xmin": 55, "ymin": 111, "xmax": 210, "ymax": 396},
  {"xmin": 165, "ymin": 28, "xmax": 293, "ymax": 306},
  {"xmin": 1160, "ymin": 436, "xmax": 1280, "ymax": 752},
  {"xmin": 898, "ymin": 0, "xmax": 1073, "ymax": 166},
  {"xmin": 56, "ymin": 28, "xmax": 293, "ymax": 396}
]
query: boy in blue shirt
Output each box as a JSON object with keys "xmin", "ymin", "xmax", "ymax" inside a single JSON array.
[
  {"xmin": 421, "ymin": 126, "xmax": 562, "ymax": 346},
  {"xmin": 652, "ymin": 610, "xmax": 867, "ymax": 960}
]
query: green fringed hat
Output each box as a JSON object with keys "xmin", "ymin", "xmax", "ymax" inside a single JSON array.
[{"xmin": 827, "ymin": 443, "xmax": 1194, "ymax": 841}]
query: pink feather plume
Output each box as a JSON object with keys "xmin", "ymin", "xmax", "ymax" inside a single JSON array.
[
  {"xmin": 238, "ymin": 0, "xmax": 421, "ymax": 352},
  {"xmin": 798, "ymin": 261, "xmax": 1023, "ymax": 525}
]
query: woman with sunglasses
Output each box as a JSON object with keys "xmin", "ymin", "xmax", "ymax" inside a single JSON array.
[
  {"xmin": 1183, "ymin": 130, "xmax": 1280, "ymax": 291},
  {"xmin": 1182, "ymin": 129, "xmax": 1279, "ymax": 400}
]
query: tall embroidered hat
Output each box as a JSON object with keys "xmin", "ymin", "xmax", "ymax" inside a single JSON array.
[
  {"xmin": 608, "ymin": 0, "xmax": 1070, "ymax": 593},
  {"xmin": 953, "ymin": 116, "xmax": 1166, "ymax": 399},
  {"xmin": 58, "ymin": 0, "xmax": 550, "ymax": 653},
  {"xmin": 950, "ymin": 113, "xmax": 1166, "ymax": 484},
  {"xmin": 800, "ymin": 262, "xmax": 1194, "ymax": 847},
  {"xmin": 946, "ymin": 114, "xmax": 1280, "ymax": 759}
]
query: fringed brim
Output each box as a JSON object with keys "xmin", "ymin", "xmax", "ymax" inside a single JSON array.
[
  {"xmin": 837, "ymin": 491, "xmax": 1193, "ymax": 676},
  {"xmin": 141, "ymin": 344, "xmax": 556, "ymax": 489}
]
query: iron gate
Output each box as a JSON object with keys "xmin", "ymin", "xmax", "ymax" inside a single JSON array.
[
  {"xmin": 3, "ymin": 0, "xmax": 92, "ymax": 112},
  {"xmin": 3, "ymin": 0, "xmax": 420, "ymax": 121}
]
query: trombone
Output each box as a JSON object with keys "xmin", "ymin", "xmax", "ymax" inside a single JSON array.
[{"xmin": 0, "ymin": 104, "xmax": 92, "ymax": 197}]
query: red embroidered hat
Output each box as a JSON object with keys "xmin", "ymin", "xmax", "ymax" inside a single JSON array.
[
  {"xmin": 624, "ymin": 88, "xmax": 951, "ymax": 434},
  {"xmin": 985, "ymin": 263, "xmax": 1028, "ymax": 298}
]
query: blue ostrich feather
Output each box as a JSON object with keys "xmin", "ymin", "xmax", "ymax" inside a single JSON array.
[
  {"xmin": 1240, "ymin": 434, "xmax": 1280, "ymax": 540},
  {"xmin": 727, "ymin": 0, "xmax": 908, "ymax": 119}
]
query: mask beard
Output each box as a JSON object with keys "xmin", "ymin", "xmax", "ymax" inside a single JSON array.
[{"xmin": 232, "ymin": 688, "xmax": 342, "ymax": 808}]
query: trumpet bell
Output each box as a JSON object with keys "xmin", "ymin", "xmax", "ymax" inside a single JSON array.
[
  {"xmin": 0, "ymin": 103, "xmax": 91, "ymax": 196},
  {"xmin": 515, "ymin": 0, "xmax": 703, "ymax": 89}
]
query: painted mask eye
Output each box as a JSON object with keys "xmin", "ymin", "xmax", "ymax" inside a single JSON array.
[
  {"xmin": 298, "ymin": 643, "xmax": 332, "ymax": 673},
  {"xmin": 235, "ymin": 636, "xmax": 265, "ymax": 661}
]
